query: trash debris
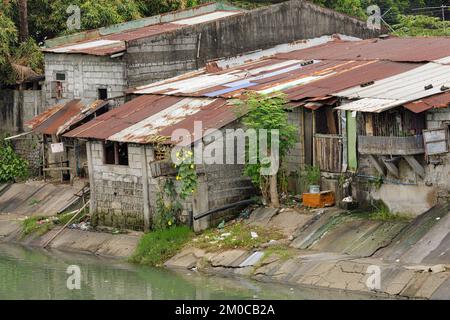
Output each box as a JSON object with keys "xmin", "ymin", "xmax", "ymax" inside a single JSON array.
[
  {"xmin": 251, "ymin": 231, "xmax": 258, "ymax": 239},
  {"xmin": 221, "ymin": 233, "xmax": 231, "ymax": 238},
  {"xmin": 342, "ymin": 196, "xmax": 353, "ymax": 203},
  {"xmin": 217, "ymin": 220, "xmax": 225, "ymax": 229},
  {"xmin": 68, "ymin": 221, "xmax": 92, "ymax": 231}
]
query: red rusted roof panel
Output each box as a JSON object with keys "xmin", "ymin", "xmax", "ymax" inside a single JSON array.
[
  {"xmin": 32, "ymin": 100, "xmax": 84, "ymax": 135},
  {"xmin": 284, "ymin": 60, "xmax": 419, "ymax": 101},
  {"xmin": 404, "ymin": 91, "xmax": 450, "ymax": 113},
  {"xmin": 276, "ymin": 37, "xmax": 450, "ymax": 62}
]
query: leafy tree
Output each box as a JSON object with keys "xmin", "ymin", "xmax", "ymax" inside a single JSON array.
[
  {"xmin": 242, "ymin": 93, "xmax": 297, "ymax": 208},
  {"xmin": 0, "ymin": 140, "xmax": 29, "ymax": 183},
  {"xmin": 393, "ymin": 14, "xmax": 450, "ymax": 35}
]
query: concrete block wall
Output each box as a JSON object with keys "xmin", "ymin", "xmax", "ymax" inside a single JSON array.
[
  {"xmin": 126, "ymin": 0, "xmax": 378, "ymax": 87},
  {"xmin": 0, "ymin": 89, "xmax": 44, "ymax": 134},
  {"xmin": 44, "ymin": 54, "xmax": 127, "ymax": 107},
  {"xmin": 90, "ymin": 141, "xmax": 147, "ymax": 230}
]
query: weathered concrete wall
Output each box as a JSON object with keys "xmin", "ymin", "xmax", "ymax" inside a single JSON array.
[
  {"xmin": 354, "ymin": 107, "xmax": 450, "ymax": 216},
  {"xmin": 90, "ymin": 122, "xmax": 257, "ymax": 231},
  {"xmin": 90, "ymin": 142, "xmax": 149, "ymax": 230},
  {"xmin": 126, "ymin": 0, "xmax": 378, "ymax": 87},
  {"xmin": 0, "ymin": 89, "xmax": 44, "ymax": 134},
  {"xmin": 44, "ymin": 54, "xmax": 127, "ymax": 107}
]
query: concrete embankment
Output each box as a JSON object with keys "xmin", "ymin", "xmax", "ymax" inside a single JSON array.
[
  {"xmin": 0, "ymin": 181, "xmax": 141, "ymax": 258},
  {"xmin": 165, "ymin": 206, "xmax": 450, "ymax": 300},
  {"xmin": 1, "ymin": 182, "xmax": 449, "ymax": 298}
]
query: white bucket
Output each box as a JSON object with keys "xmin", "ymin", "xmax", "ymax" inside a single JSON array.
[{"xmin": 309, "ymin": 185, "xmax": 320, "ymax": 194}]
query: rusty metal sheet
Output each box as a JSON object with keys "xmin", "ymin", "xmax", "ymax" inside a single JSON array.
[
  {"xmin": 63, "ymin": 95, "xmax": 236, "ymax": 145},
  {"xmin": 276, "ymin": 37, "xmax": 450, "ymax": 63},
  {"xmin": 43, "ymin": 10, "xmax": 241, "ymax": 56},
  {"xmin": 64, "ymin": 95, "xmax": 184, "ymax": 140},
  {"xmin": 31, "ymin": 100, "xmax": 84, "ymax": 135},
  {"xmin": 27, "ymin": 100, "xmax": 109, "ymax": 136},
  {"xmin": 404, "ymin": 91, "xmax": 450, "ymax": 113},
  {"xmin": 25, "ymin": 104, "xmax": 65, "ymax": 129}
]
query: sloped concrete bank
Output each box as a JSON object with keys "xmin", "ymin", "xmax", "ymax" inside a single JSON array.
[
  {"xmin": 165, "ymin": 206, "xmax": 450, "ymax": 300},
  {"xmin": 0, "ymin": 218, "xmax": 141, "ymax": 258},
  {"xmin": 0, "ymin": 181, "xmax": 141, "ymax": 258}
]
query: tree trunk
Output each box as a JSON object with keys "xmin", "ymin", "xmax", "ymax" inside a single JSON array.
[
  {"xmin": 18, "ymin": 0, "xmax": 29, "ymax": 42},
  {"xmin": 269, "ymin": 174, "xmax": 279, "ymax": 208}
]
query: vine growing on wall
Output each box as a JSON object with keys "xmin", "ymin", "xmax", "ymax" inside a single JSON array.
[
  {"xmin": 0, "ymin": 139, "xmax": 29, "ymax": 183},
  {"xmin": 174, "ymin": 148, "xmax": 198, "ymax": 200},
  {"xmin": 153, "ymin": 180, "xmax": 182, "ymax": 231}
]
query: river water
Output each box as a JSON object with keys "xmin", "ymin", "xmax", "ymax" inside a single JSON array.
[{"xmin": 0, "ymin": 244, "xmax": 378, "ymax": 300}]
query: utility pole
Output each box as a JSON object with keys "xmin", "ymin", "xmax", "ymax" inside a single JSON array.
[{"xmin": 442, "ymin": 5, "xmax": 447, "ymax": 34}]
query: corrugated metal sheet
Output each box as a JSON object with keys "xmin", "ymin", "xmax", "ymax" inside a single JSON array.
[
  {"xmin": 26, "ymin": 100, "xmax": 108, "ymax": 135},
  {"xmin": 335, "ymin": 60, "xmax": 450, "ymax": 112},
  {"xmin": 335, "ymin": 98, "xmax": 405, "ymax": 113},
  {"xmin": 43, "ymin": 10, "xmax": 241, "ymax": 56},
  {"xmin": 276, "ymin": 37, "xmax": 450, "ymax": 63},
  {"xmin": 404, "ymin": 91, "xmax": 450, "ymax": 113},
  {"xmin": 64, "ymin": 95, "xmax": 236, "ymax": 144},
  {"xmin": 133, "ymin": 57, "xmax": 419, "ymax": 101}
]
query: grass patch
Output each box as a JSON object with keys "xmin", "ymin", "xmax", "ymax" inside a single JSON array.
[
  {"xmin": 21, "ymin": 216, "xmax": 55, "ymax": 237},
  {"xmin": 192, "ymin": 222, "xmax": 284, "ymax": 252},
  {"xmin": 262, "ymin": 245, "xmax": 293, "ymax": 262},
  {"xmin": 21, "ymin": 210, "xmax": 87, "ymax": 238},
  {"xmin": 348, "ymin": 202, "xmax": 411, "ymax": 222},
  {"xmin": 129, "ymin": 226, "xmax": 194, "ymax": 266}
]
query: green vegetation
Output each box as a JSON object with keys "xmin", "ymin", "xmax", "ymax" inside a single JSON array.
[
  {"xmin": 192, "ymin": 222, "xmax": 284, "ymax": 251},
  {"xmin": 130, "ymin": 226, "xmax": 194, "ymax": 266},
  {"xmin": 0, "ymin": 140, "xmax": 29, "ymax": 183},
  {"xmin": 242, "ymin": 93, "xmax": 297, "ymax": 207},
  {"xmin": 261, "ymin": 244, "xmax": 293, "ymax": 261},
  {"xmin": 304, "ymin": 165, "xmax": 321, "ymax": 186},
  {"xmin": 368, "ymin": 202, "xmax": 410, "ymax": 221},
  {"xmin": 393, "ymin": 14, "xmax": 450, "ymax": 36},
  {"xmin": 21, "ymin": 210, "xmax": 86, "ymax": 238},
  {"xmin": 21, "ymin": 216, "xmax": 55, "ymax": 237},
  {"xmin": 154, "ymin": 180, "xmax": 183, "ymax": 231},
  {"xmin": 174, "ymin": 149, "xmax": 198, "ymax": 200}
]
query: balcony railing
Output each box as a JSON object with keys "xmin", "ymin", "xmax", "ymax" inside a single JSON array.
[{"xmin": 358, "ymin": 134, "xmax": 425, "ymax": 155}]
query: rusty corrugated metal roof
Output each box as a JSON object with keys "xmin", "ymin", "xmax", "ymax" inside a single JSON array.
[
  {"xmin": 404, "ymin": 91, "xmax": 450, "ymax": 113},
  {"xmin": 43, "ymin": 10, "xmax": 242, "ymax": 56},
  {"xmin": 335, "ymin": 61, "xmax": 450, "ymax": 112},
  {"xmin": 275, "ymin": 37, "xmax": 450, "ymax": 63},
  {"xmin": 27, "ymin": 100, "xmax": 108, "ymax": 135},
  {"xmin": 63, "ymin": 95, "xmax": 236, "ymax": 145}
]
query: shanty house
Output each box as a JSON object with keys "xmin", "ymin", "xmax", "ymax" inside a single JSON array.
[
  {"xmin": 130, "ymin": 36, "xmax": 450, "ymax": 217},
  {"xmin": 64, "ymin": 95, "xmax": 255, "ymax": 231},
  {"xmin": 41, "ymin": 0, "xmax": 378, "ymax": 107},
  {"xmin": 335, "ymin": 58, "xmax": 450, "ymax": 215},
  {"xmin": 25, "ymin": 99, "xmax": 109, "ymax": 182}
]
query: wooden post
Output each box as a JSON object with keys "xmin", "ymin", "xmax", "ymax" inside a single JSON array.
[
  {"xmin": 141, "ymin": 145, "xmax": 151, "ymax": 232},
  {"xmin": 86, "ymin": 141, "xmax": 96, "ymax": 215}
]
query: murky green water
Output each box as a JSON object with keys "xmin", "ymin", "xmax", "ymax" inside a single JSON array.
[{"xmin": 0, "ymin": 244, "xmax": 376, "ymax": 300}]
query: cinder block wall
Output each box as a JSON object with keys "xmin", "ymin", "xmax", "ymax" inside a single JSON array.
[
  {"xmin": 90, "ymin": 141, "xmax": 148, "ymax": 230},
  {"xmin": 0, "ymin": 89, "xmax": 44, "ymax": 134},
  {"xmin": 126, "ymin": 0, "xmax": 379, "ymax": 87},
  {"xmin": 89, "ymin": 126, "xmax": 257, "ymax": 230},
  {"xmin": 44, "ymin": 54, "xmax": 127, "ymax": 107}
]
